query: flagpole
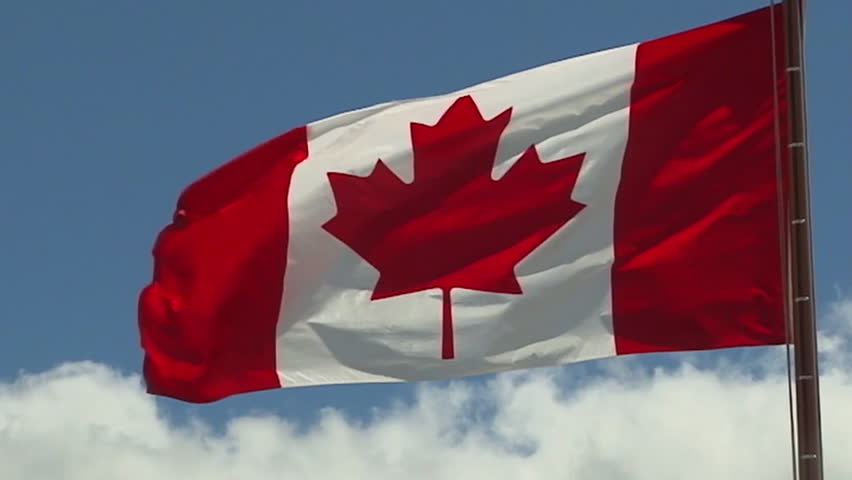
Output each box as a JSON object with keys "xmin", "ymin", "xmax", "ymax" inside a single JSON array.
[{"xmin": 783, "ymin": 0, "xmax": 823, "ymax": 479}]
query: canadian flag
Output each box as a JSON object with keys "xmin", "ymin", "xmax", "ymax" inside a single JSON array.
[{"xmin": 140, "ymin": 6, "xmax": 788, "ymax": 402}]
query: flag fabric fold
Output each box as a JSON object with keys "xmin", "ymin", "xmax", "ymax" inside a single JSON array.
[{"xmin": 140, "ymin": 6, "xmax": 787, "ymax": 403}]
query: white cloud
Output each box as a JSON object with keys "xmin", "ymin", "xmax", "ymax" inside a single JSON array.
[{"xmin": 2, "ymin": 294, "xmax": 852, "ymax": 480}]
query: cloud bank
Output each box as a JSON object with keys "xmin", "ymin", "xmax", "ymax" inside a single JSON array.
[{"xmin": 2, "ymin": 295, "xmax": 851, "ymax": 479}]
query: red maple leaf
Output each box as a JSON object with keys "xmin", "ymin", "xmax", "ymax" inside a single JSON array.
[{"xmin": 323, "ymin": 95, "xmax": 586, "ymax": 359}]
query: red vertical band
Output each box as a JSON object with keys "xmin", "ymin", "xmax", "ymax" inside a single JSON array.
[
  {"xmin": 139, "ymin": 126, "xmax": 308, "ymax": 402},
  {"xmin": 613, "ymin": 7, "xmax": 788, "ymax": 354}
]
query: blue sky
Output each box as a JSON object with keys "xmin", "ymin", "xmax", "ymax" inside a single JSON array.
[{"xmin": 1, "ymin": 0, "xmax": 850, "ymax": 468}]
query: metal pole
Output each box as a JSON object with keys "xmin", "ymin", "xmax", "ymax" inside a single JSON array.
[{"xmin": 783, "ymin": 1, "xmax": 823, "ymax": 479}]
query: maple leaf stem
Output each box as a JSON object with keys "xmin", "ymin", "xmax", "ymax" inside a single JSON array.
[{"xmin": 441, "ymin": 288, "xmax": 455, "ymax": 359}]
